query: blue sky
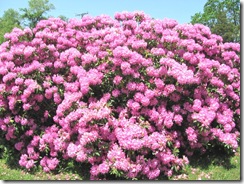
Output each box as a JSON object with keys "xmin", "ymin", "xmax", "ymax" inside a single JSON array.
[{"xmin": 0, "ymin": 0, "xmax": 208, "ymax": 24}]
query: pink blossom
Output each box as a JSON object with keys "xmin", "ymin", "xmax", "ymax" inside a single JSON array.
[
  {"xmin": 98, "ymin": 161, "xmax": 110, "ymax": 174},
  {"xmin": 192, "ymin": 99, "xmax": 202, "ymax": 112},
  {"xmin": 131, "ymin": 101, "xmax": 140, "ymax": 111},
  {"xmin": 76, "ymin": 151, "xmax": 87, "ymax": 162},
  {"xmin": 174, "ymin": 114, "xmax": 183, "ymax": 126},
  {"xmin": 47, "ymin": 157, "xmax": 59, "ymax": 170},
  {"xmin": 186, "ymin": 127, "xmax": 198, "ymax": 143},
  {"xmin": 141, "ymin": 96, "xmax": 150, "ymax": 107},
  {"xmin": 113, "ymin": 75, "xmax": 123, "ymax": 85},
  {"xmin": 90, "ymin": 165, "xmax": 99, "ymax": 176},
  {"xmin": 19, "ymin": 154, "xmax": 28, "ymax": 167},
  {"xmin": 154, "ymin": 78, "xmax": 165, "ymax": 89},
  {"xmin": 15, "ymin": 142, "xmax": 24, "ymax": 151},
  {"xmin": 163, "ymin": 84, "xmax": 175, "ymax": 96},
  {"xmin": 112, "ymin": 89, "xmax": 121, "ymax": 97},
  {"xmin": 26, "ymin": 159, "xmax": 35, "ymax": 170}
]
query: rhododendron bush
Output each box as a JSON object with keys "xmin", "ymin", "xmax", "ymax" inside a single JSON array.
[{"xmin": 0, "ymin": 11, "xmax": 240, "ymax": 180}]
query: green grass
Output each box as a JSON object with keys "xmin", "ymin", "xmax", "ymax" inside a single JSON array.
[
  {"xmin": 0, "ymin": 159, "xmax": 84, "ymax": 180},
  {"xmin": 172, "ymin": 147, "xmax": 241, "ymax": 180},
  {"xmin": 0, "ymin": 158, "xmax": 91, "ymax": 180},
  {"xmin": 0, "ymin": 147, "xmax": 240, "ymax": 180}
]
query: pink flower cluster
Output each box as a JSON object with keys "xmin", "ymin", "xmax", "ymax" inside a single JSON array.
[{"xmin": 0, "ymin": 11, "xmax": 240, "ymax": 180}]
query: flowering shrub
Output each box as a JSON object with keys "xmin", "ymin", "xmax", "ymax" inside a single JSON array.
[{"xmin": 0, "ymin": 11, "xmax": 240, "ymax": 180}]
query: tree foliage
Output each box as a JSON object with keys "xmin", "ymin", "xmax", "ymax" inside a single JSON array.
[
  {"xmin": 0, "ymin": 9, "xmax": 22, "ymax": 43},
  {"xmin": 0, "ymin": 0, "xmax": 72, "ymax": 43},
  {"xmin": 58, "ymin": 15, "xmax": 69, "ymax": 22},
  {"xmin": 191, "ymin": 0, "xmax": 240, "ymax": 43},
  {"xmin": 20, "ymin": 0, "xmax": 55, "ymax": 28}
]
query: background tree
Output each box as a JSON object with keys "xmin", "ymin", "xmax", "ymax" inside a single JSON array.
[
  {"xmin": 0, "ymin": 9, "xmax": 22, "ymax": 43},
  {"xmin": 20, "ymin": 0, "xmax": 55, "ymax": 28},
  {"xmin": 191, "ymin": 0, "xmax": 240, "ymax": 43},
  {"xmin": 0, "ymin": 0, "xmax": 70, "ymax": 44},
  {"xmin": 58, "ymin": 15, "xmax": 69, "ymax": 22}
]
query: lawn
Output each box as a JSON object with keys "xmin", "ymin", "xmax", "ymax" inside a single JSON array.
[
  {"xmin": 0, "ymin": 147, "xmax": 240, "ymax": 180},
  {"xmin": 172, "ymin": 147, "xmax": 241, "ymax": 180}
]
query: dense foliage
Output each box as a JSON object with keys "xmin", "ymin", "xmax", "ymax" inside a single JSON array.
[
  {"xmin": 191, "ymin": 0, "xmax": 240, "ymax": 43},
  {"xmin": 0, "ymin": 11, "xmax": 240, "ymax": 180},
  {"xmin": 20, "ymin": 0, "xmax": 55, "ymax": 28},
  {"xmin": 0, "ymin": 9, "xmax": 22, "ymax": 44}
]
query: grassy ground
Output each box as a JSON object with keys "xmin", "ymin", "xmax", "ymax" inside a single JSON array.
[
  {"xmin": 0, "ymin": 147, "xmax": 240, "ymax": 180},
  {"xmin": 172, "ymin": 147, "xmax": 241, "ymax": 180},
  {"xmin": 0, "ymin": 159, "xmax": 84, "ymax": 180}
]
